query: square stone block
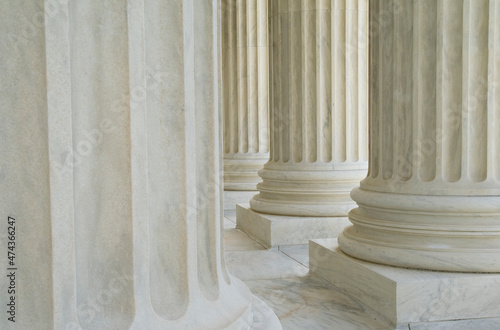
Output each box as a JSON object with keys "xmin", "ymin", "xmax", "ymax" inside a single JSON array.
[
  {"xmin": 309, "ymin": 238, "xmax": 500, "ymax": 325},
  {"xmin": 236, "ymin": 204, "xmax": 350, "ymax": 248}
]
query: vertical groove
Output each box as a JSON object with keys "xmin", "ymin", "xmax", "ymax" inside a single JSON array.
[
  {"xmin": 318, "ymin": 7, "xmax": 332, "ymax": 163},
  {"xmin": 441, "ymin": 1, "xmax": 463, "ymax": 182},
  {"xmin": 258, "ymin": 0, "xmax": 269, "ymax": 153},
  {"xmin": 358, "ymin": 2, "xmax": 368, "ymax": 163},
  {"xmin": 195, "ymin": 0, "xmax": 219, "ymax": 301},
  {"xmin": 305, "ymin": 8, "xmax": 317, "ymax": 162},
  {"xmin": 370, "ymin": 0, "xmax": 380, "ymax": 178},
  {"xmin": 417, "ymin": 1, "xmax": 437, "ymax": 182},
  {"xmin": 346, "ymin": 0, "xmax": 358, "ymax": 162},
  {"xmin": 282, "ymin": 6, "xmax": 290, "ymax": 162},
  {"xmin": 291, "ymin": 7, "xmax": 303, "ymax": 162},
  {"xmin": 333, "ymin": 3, "xmax": 347, "ymax": 162},
  {"xmin": 146, "ymin": 0, "xmax": 188, "ymax": 320},
  {"xmin": 248, "ymin": 0, "xmax": 258, "ymax": 153},
  {"xmin": 462, "ymin": 2, "xmax": 471, "ymax": 181},
  {"xmin": 490, "ymin": 0, "xmax": 500, "ymax": 180},
  {"xmin": 71, "ymin": 0, "xmax": 135, "ymax": 326},
  {"xmin": 393, "ymin": 1, "xmax": 413, "ymax": 181},
  {"xmin": 269, "ymin": 1, "xmax": 278, "ymax": 161},
  {"xmin": 269, "ymin": 1, "xmax": 275, "ymax": 160},
  {"xmin": 222, "ymin": 1, "xmax": 230, "ymax": 154},
  {"xmin": 381, "ymin": 0, "xmax": 394, "ymax": 179},
  {"xmin": 436, "ymin": 1, "xmax": 444, "ymax": 181},
  {"xmin": 467, "ymin": 0, "xmax": 489, "ymax": 182},
  {"xmin": 228, "ymin": 1, "xmax": 238, "ymax": 154},
  {"xmin": 237, "ymin": 0, "xmax": 248, "ymax": 153}
]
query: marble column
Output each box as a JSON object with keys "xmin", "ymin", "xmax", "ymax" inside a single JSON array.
[
  {"xmin": 310, "ymin": 1, "xmax": 500, "ymax": 325},
  {"xmin": 250, "ymin": 0, "xmax": 369, "ymax": 217},
  {"xmin": 338, "ymin": 0, "xmax": 500, "ymax": 273},
  {"xmin": 0, "ymin": 1, "xmax": 280, "ymax": 329},
  {"xmin": 221, "ymin": 0, "xmax": 270, "ymax": 193},
  {"xmin": 236, "ymin": 0, "xmax": 369, "ymax": 247}
]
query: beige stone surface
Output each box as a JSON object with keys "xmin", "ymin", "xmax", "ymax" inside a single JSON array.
[
  {"xmin": 0, "ymin": 1, "xmax": 279, "ymax": 329},
  {"xmin": 311, "ymin": 239, "xmax": 500, "ymax": 325}
]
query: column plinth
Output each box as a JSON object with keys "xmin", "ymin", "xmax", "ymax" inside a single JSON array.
[{"xmin": 338, "ymin": 0, "xmax": 500, "ymax": 272}]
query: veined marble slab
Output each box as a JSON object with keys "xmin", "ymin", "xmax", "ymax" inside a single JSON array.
[
  {"xmin": 236, "ymin": 204, "xmax": 350, "ymax": 248},
  {"xmin": 245, "ymin": 276, "xmax": 402, "ymax": 330},
  {"xmin": 310, "ymin": 239, "xmax": 500, "ymax": 325}
]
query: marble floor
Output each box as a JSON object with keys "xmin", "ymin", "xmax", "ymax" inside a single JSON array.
[{"xmin": 223, "ymin": 210, "xmax": 500, "ymax": 330}]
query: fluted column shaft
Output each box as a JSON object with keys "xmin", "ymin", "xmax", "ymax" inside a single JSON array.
[
  {"xmin": 250, "ymin": 0, "xmax": 369, "ymax": 216},
  {"xmin": 339, "ymin": 0, "xmax": 500, "ymax": 272},
  {"xmin": 222, "ymin": 0, "xmax": 270, "ymax": 191},
  {"xmin": 0, "ymin": 1, "xmax": 279, "ymax": 329}
]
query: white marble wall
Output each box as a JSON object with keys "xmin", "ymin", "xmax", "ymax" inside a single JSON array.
[
  {"xmin": 222, "ymin": 0, "xmax": 270, "ymax": 191},
  {"xmin": 0, "ymin": 1, "xmax": 279, "ymax": 329},
  {"xmin": 339, "ymin": 0, "xmax": 500, "ymax": 272},
  {"xmin": 250, "ymin": 0, "xmax": 369, "ymax": 216}
]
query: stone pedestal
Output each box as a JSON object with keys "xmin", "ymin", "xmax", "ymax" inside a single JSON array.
[
  {"xmin": 312, "ymin": 0, "xmax": 500, "ymax": 326},
  {"xmin": 310, "ymin": 239, "xmax": 500, "ymax": 325},
  {"xmin": 0, "ymin": 1, "xmax": 280, "ymax": 329},
  {"xmin": 237, "ymin": 204, "xmax": 350, "ymax": 248},
  {"xmin": 222, "ymin": 0, "xmax": 270, "ymax": 194},
  {"xmin": 338, "ymin": 0, "xmax": 500, "ymax": 273}
]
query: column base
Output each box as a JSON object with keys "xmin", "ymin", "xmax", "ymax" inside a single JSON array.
[
  {"xmin": 309, "ymin": 238, "xmax": 500, "ymax": 325},
  {"xmin": 250, "ymin": 166, "xmax": 365, "ymax": 217},
  {"xmin": 224, "ymin": 191, "xmax": 258, "ymax": 211},
  {"xmin": 236, "ymin": 204, "xmax": 350, "ymax": 248},
  {"xmin": 341, "ymin": 188, "xmax": 500, "ymax": 272}
]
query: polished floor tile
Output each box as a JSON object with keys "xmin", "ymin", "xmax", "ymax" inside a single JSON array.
[
  {"xmin": 224, "ymin": 217, "xmax": 236, "ymax": 229},
  {"xmin": 279, "ymin": 245, "xmax": 309, "ymax": 267},
  {"xmin": 224, "ymin": 228, "xmax": 266, "ymax": 252},
  {"xmin": 225, "ymin": 250, "xmax": 309, "ymax": 280},
  {"xmin": 245, "ymin": 276, "xmax": 398, "ymax": 330},
  {"xmin": 224, "ymin": 209, "xmax": 237, "ymax": 222}
]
